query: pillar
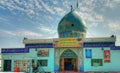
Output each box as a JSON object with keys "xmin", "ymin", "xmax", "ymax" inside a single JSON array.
[
  {"xmin": 75, "ymin": 58, "xmax": 79, "ymax": 71},
  {"xmin": 29, "ymin": 60, "xmax": 32, "ymax": 73},
  {"xmin": 11, "ymin": 60, "xmax": 14, "ymax": 72},
  {"xmin": 1, "ymin": 59, "xmax": 4, "ymax": 71},
  {"xmin": 73, "ymin": 59, "xmax": 76, "ymax": 70},
  {"xmin": 60, "ymin": 58, "xmax": 64, "ymax": 71}
]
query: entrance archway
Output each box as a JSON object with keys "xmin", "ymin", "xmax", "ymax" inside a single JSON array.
[{"xmin": 60, "ymin": 49, "xmax": 78, "ymax": 71}]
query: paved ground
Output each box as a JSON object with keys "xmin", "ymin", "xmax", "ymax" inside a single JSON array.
[
  {"xmin": 37, "ymin": 71, "xmax": 120, "ymax": 73},
  {"xmin": 56, "ymin": 72, "xmax": 120, "ymax": 73},
  {"xmin": 57, "ymin": 71, "xmax": 120, "ymax": 73}
]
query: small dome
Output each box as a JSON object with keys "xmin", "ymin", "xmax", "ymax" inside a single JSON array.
[{"xmin": 58, "ymin": 11, "xmax": 87, "ymax": 34}]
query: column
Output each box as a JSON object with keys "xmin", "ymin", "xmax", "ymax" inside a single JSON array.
[
  {"xmin": 11, "ymin": 60, "xmax": 14, "ymax": 72},
  {"xmin": 1, "ymin": 59, "xmax": 4, "ymax": 71},
  {"xmin": 73, "ymin": 59, "xmax": 76, "ymax": 71},
  {"xmin": 60, "ymin": 58, "xmax": 64, "ymax": 71},
  {"xmin": 75, "ymin": 58, "xmax": 79, "ymax": 71},
  {"xmin": 29, "ymin": 60, "xmax": 32, "ymax": 73}
]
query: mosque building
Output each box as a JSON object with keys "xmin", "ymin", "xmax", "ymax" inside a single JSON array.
[{"xmin": 1, "ymin": 7, "xmax": 120, "ymax": 73}]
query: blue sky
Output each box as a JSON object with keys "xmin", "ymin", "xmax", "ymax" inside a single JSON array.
[{"xmin": 0, "ymin": 0, "xmax": 120, "ymax": 48}]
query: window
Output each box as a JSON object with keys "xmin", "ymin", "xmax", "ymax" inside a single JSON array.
[
  {"xmin": 91, "ymin": 59, "xmax": 103, "ymax": 66},
  {"xmin": 4, "ymin": 60, "xmax": 11, "ymax": 71},
  {"xmin": 60, "ymin": 34, "xmax": 62, "ymax": 37},
  {"xmin": 38, "ymin": 60, "xmax": 48, "ymax": 66},
  {"xmin": 77, "ymin": 34, "xmax": 80, "ymax": 37},
  {"xmin": 81, "ymin": 34, "xmax": 83, "ymax": 37},
  {"xmin": 76, "ymin": 33, "xmax": 78, "ymax": 37},
  {"xmin": 14, "ymin": 60, "xmax": 29, "ymax": 72},
  {"xmin": 32, "ymin": 59, "xmax": 34, "ymax": 63},
  {"xmin": 63, "ymin": 34, "xmax": 65, "ymax": 37},
  {"xmin": 71, "ymin": 24, "xmax": 74, "ymax": 27},
  {"xmin": 85, "ymin": 49, "xmax": 92, "ymax": 58},
  {"xmin": 70, "ymin": 33, "xmax": 73, "ymax": 37},
  {"xmin": 65, "ymin": 33, "xmax": 67, "ymax": 38}
]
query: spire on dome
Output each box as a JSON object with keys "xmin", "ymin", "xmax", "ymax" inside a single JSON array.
[{"xmin": 71, "ymin": 5, "xmax": 74, "ymax": 11}]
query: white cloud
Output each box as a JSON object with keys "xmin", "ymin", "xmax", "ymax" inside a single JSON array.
[
  {"xmin": 40, "ymin": 0, "xmax": 55, "ymax": 14},
  {"xmin": 53, "ymin": 1, "xmax": 58, "ymax": 5},
  {"xmin": 0, "ymin": 30, "xmax": 16, "ymax": 36},
  {"xmin": 76, "ymin": 0, "xmax": 105, "ymax": 27},
  {"xmin": 76, "ymin": 9, "xmax": 104, "ymax": 27},
  {"xmin": 34, "ymin": 0, "xmax": 41, "ymax": 9},
  {"xmin": 104, "ymin": 0, "xmax": 120, "ymax": 9},
  {"xmin": 89, "ymin": 23, "xmax": 98, "ymax": 27},
  {"xmin": 0, "ymin": 1, "xmax": 26, "ymax": 13},
  {"xmin": 38, "ymin": 25, "xmax": 56, "ymax": 33},
  {"xmin": 40, "ymin": 0, "xmax": 67, "ymax": 16},
  {"xmin": 14, "ymin": 0, "xmax": 24, "ymax": 5},
  {"xmin": 108, "ymin": 21, "xmax": 120, "ymax": 31},
  {"xmin": 0, "ymin": 17, "xmax": 8, "ymax": 22},
  {"xmin": 0, "ymin": 29, "xmax": 42, "ymax": 37},
  {"xmin": 62, "ymin": 0, "xmax": 70, "ymax": 9},
  {"xmin": 0, "ymin": 0, "xmax": 67, "ymax": 18},
  {"xmin": 0, "ymin": 5, "xmax": 5, "ymax": 9},
  {"xmin": 54, "ymin": 7, "xmax": 66, "ymax": 16},
  {"xmin": 37, "ymin": 25, "xmax": 58, "ymax": 38},
  {"xmin": 116, "ymin": 34, "xmax": 120, "ymax": 46},
  {"xmin": 0, "ymin": 0, "xmax": 42, "ymax": 18},
  {"xmin": 20, "ymin": 30, "xmax": 42, "ymax": 37}
]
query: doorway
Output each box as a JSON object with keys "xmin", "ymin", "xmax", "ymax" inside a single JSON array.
[
  {"xmin": 4, "ymin": 60, "xmax": 11, "ymax": 71},
  {"xmin": 64, "ymin": 58, "xmax": 74, "ymax": 70},
  {"xmin": 60, "ymin": 49, "xmax": 78, "ymax": 71}
]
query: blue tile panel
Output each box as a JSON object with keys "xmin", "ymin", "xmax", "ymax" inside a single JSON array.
[
  {"xmin": 54, "ymin": 65, "xmax": 59, "ymax": 72},
  {"xmin": 2, "ymin": 43, "xmax": 119, "ymax": 53},
  {"xmin": 1, "ymin": 43, "xmax": 53, "ymax": 53},
  {"xmin": 1, "ymin": 48, "xmax": 28, "ymax": 53},
  {"xmin": 79, "ymin": 66, "xmax": 84, "ymax": 72},
  {"xmin": 111, "ymin": 46, "xmax": 120, "ymax": 50},
  {"xmin": 83, "ymin": 42, "xmax": 115, "ymax": 47},
  {"xmin": 25, "ymin": 43, "xmax": 53, "ymax": 48}
]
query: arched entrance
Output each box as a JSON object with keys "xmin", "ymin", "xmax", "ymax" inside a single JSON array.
[{"xmin": 60, "ymin": 49, "xmax": 79, "ymax": 71}]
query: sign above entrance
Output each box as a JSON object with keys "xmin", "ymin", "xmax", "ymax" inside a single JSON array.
[
  {"xmin": 54, "ymin": 38, "xmax": 83, "ymax": 47},
  {"xmin": 61, "ymin": 49, "xmax": 77, "ymax": 58}
]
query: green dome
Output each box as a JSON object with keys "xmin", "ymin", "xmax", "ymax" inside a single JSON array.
[{"xmin": 58, "ymin": 11, "xmax": 87, "ymax": 34}]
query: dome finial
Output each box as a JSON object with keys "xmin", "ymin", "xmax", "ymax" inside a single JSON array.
[{"xmin": 71, "ymin": 5, "xmax": 74, "ymax": 11}]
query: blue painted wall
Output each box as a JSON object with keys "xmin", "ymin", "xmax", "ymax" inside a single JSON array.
[
  {"xmin": 37, "ymin": 48, "xmax": 54, "ymax": 72},
  {"xmin": 84, "ymin": 47, "xmax": 120, "ymax": 72},
  {"xmin": 2, "ymin": 48, "xmax": 54, "ymax": 72},
  {"xmin": 2, "ymin": 49, "xmax": 37, "ymax": 72}
]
